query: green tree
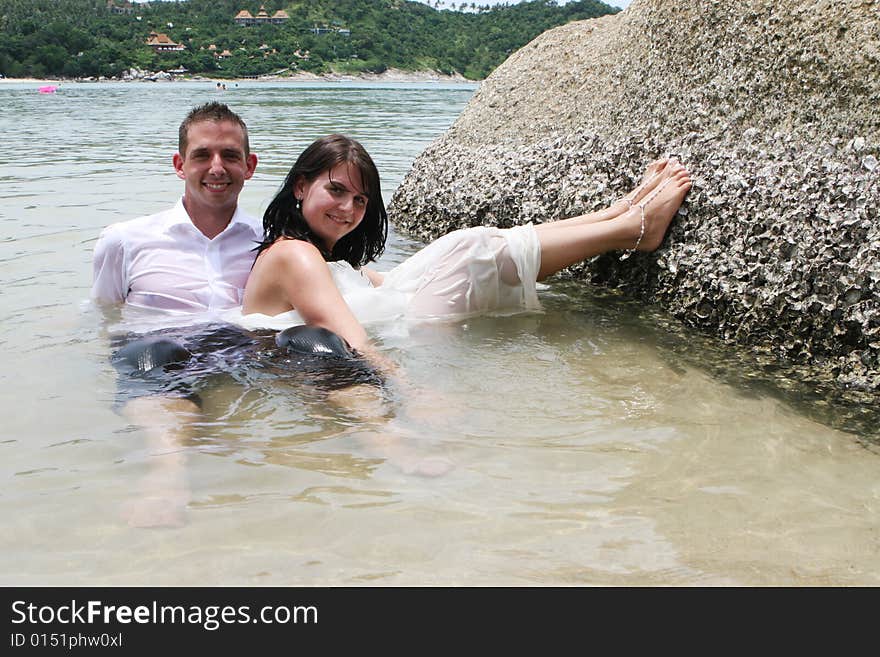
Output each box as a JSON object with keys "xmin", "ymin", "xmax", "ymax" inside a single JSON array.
[{"xmin": 0, "ymin": 0, "xmax": 619, "ymax": 80}]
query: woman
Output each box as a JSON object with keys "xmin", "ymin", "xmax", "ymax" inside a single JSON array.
[{"xmin": 241, "ymin": 134, "xmax": 692, "ymax": 364}]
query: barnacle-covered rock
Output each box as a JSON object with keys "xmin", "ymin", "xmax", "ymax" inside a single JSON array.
[{"xmin": 389, "ymin": 0, "xmax": 880, "ymax": 398}]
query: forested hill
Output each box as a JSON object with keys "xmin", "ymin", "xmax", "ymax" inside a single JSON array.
[{"xmin": 0, "ymin": 0, "xmax": 619, "ymax": 80}]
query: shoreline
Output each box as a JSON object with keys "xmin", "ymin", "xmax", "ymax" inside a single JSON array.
[{"xmin": 0, "ymin": 67, "xmax": 477, "ymax": 86}]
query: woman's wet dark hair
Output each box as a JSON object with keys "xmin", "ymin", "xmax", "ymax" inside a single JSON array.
[{"xmin": 257, "ymin": 134, "xmax": 387, "ymax": 267}]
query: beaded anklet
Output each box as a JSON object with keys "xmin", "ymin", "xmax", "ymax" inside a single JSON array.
[{"xmin": 619, "ymin": 175, "xmax": 675, "ymax": 261}]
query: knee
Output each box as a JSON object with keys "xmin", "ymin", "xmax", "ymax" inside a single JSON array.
[
  {"xmin": 275, "ymin": 325, "xmax": 355, "ymax": 358},
  {"xmin": 274, "ymin": 325, "xmax": 384, "ymax": 390},
  {"xmin": 114, "ymin": 338, "xmax": 192, "ymax": 373}
]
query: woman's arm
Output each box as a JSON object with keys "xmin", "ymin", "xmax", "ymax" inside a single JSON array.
[
  {"xmin": 245, "ymin": 240, "xmax": 453, "ymax": 476},
  {"xmin": 244, "ymin": 240, "xmax": 392, "ymax": 371},
  {"xmin": 246, "ymin": 239, "xmax": 369, "ymax": 350}
]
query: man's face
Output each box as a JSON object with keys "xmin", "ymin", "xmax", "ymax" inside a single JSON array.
[{"xmin": 173, "ymin": 120, "xmax": 257, "ymax": 217}]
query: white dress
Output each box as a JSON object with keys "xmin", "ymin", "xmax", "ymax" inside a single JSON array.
[{"xmin": 230, "ymin": 224, "xmax": 543, "ymax": 331}]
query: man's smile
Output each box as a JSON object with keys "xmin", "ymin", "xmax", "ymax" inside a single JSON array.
[{"xmin": 203, "ymin": 181, "xmax": 231, "ymax": 191}]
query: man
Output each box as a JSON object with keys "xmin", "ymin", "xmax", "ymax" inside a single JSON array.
[
  {"xmin": 92, "ymin": 102, "xmax": 260, "ymax": 528},
  {"xmin": 92, "ymin": 103, "xmax": 357, "ymax": 527},
  {"xmin": 92, "ymin": 101, "xmax": 260, "ymax": 313}
]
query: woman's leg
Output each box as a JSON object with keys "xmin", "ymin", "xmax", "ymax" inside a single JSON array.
[
  {"xmin": 536, "ymin": 164, "xmax": 692, "ymax": 280},
  {"xmin": 534, "ymin": 157, "xmax": 672, "ymax": 233}
]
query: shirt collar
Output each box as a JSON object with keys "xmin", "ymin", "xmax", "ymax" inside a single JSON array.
[
  {"xmin": 164, "ymin": 198, "xmax": 196, "ymax": 232},
  {"xmin": 165, "ymin": 197, "xmax": 254, "ymax": 238}
]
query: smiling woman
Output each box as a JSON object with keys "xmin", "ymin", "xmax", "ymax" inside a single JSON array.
[
  {"xmin": 240, "ymin": 133, "xmax": 692, "ymax": 369},
  {"xmin": 243, "ymin": 135, "xmax": 389, "ymax": 355}
]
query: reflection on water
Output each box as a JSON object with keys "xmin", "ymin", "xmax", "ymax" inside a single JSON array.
[{"xmin": 1, "ymin": 81, "xmax": 879, "ymax": 585}]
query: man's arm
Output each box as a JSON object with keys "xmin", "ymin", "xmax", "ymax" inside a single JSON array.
[{"xmin": 91, "ymin": 224, "xmax": 127, "ymax": 304}]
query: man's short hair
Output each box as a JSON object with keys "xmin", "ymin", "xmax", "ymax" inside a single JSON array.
[{"xmin": 178, "ymin": 102, "xmax": 250, "ymax": 156}]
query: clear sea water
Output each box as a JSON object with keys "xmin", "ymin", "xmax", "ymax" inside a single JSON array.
[{"xmin": 1, "ymin": 80, "xmax": 878, "ymax": 585}]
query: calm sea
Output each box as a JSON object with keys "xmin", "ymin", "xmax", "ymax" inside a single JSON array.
[{"xmin": 1, "ymin": 81, "xmax": 878, "ymax": 585}]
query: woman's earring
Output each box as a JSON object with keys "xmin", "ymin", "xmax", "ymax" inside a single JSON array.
[{"xmin": 295, "ymin": 198, "xmax": 302, "ymax": 212}]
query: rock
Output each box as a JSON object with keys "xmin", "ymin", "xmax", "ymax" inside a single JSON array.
[{"xmin": 389, "ymin": 0, "xmax": 880, "ymax": 397}]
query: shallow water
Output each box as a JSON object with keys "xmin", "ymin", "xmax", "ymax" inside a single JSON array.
[{"xmin": 1, "ymin": 81, "xmax": 878, "ymax": 586}]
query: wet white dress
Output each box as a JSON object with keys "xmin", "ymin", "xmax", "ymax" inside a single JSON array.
[{"xmin": 231, "ymin": 224, "xmax": 542, "ymax": 331}]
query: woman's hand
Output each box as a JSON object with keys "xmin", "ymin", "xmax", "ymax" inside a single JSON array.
[{"xmin": 360, "ymin": 266, "xmax": 385, "ymax": 287}]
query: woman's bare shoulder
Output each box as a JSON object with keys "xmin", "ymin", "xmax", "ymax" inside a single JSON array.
[
  {"xmin": 244, "ymin": 239, "xmax": 332, "ymax": 315},
  {"xmin": 258, "ymin": 238, "xmax": 326, "ymax": 271}
]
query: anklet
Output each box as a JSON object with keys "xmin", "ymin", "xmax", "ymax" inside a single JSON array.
[
  {"xmin": 619, "ymin": 176, "xmax": 675, "ymax": 260},
  {"xmin": 619, "ymin": 207, "xmax": 645, "ymax": 260}
]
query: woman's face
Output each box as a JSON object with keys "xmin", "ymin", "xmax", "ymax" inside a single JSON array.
[{"xmin": 295, "ymin": 162, "xmax": 368, "ymax": 250}]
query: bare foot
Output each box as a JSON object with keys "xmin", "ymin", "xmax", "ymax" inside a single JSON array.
[
  {"xmin": 620, "ymin": 164, "xmax": 692, "ymax": 253},
  {"xmin": 638, "ymin": 167, "xmax": 692, "ymax": 251},
  {"xmin": 359, "ymin": 432, "xmax": 456, "ymax": 478},
  {"xmin": 121, "ymin": 492, "xmax": 189, "ymax": 528},
  {"xmin": 615, "ymin": 157, "xmax": 671, "ymax": 212},
  {"xmin": 398, "ymin": 455, "xmax": 456, "ymax": 478}
]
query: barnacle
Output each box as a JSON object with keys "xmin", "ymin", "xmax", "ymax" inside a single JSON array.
[{"xmin": 389, "ymin": 0, "xmax": 880, "ymax": 394}]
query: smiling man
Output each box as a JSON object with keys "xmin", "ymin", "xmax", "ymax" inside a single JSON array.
[
  {"xmin": 89, "ymin": 102, "xmax": 263, "ymax": 528},
  {"xmin": 92, "ymin": 102, "xmax": 260, "ymax": 312}
]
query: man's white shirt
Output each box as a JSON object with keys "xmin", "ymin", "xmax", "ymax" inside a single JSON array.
[{"xmin": 92, "ymin": 198, "xmax": 262, "ymax": 317}]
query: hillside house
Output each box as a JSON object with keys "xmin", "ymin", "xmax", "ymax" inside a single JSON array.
[
  {"xmin": 107, "ymin": 0, "xmax": 134, "ymax": 15},
  {"xmin": 235, "ymin": 6, "xmax": 290, "ymax": 26},
  {"xmin": 146, "ymin": 32, "xmax": 186, "ymax": 52}
]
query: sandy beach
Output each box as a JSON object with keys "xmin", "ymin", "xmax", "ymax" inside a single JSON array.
[
  {"xmin": 0, "ymin": 77, "xmax": 64, "ymax": 85},
  {"xmin": 0, "ymin": 68, "xmax": 474, "ymax": 86}
]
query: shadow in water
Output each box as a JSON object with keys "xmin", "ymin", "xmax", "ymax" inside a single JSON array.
[{"xmin": 545, "ymin": 279, "xmax": 880, "ymax": 447}]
